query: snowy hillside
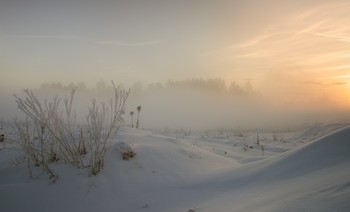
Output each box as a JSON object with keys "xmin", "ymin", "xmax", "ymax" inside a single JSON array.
[{"xmin": 0, "ymin": 124, "xmax": 349, "ymax": 212}]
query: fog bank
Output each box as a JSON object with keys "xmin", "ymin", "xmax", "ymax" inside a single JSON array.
[{"xmin": 1, "ymin": 80, "xmax": 349, "ymax": 131}]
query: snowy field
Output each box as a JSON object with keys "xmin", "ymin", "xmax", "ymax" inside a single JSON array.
[{"xmin": 0, "ymin": 122, "xmax": 349, "ymax": 212}]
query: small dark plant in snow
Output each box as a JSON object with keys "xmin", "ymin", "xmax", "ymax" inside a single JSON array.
[
  {"xmin": 0, "ymin": 128, "xmax": 6, "ymax": 149},
  {"xmin": 242, "ymin": 143, "xmax": 249, "ymax": 152},
  {"xmin": 136, "ymin": 105, "xmax": 141, "ymax": 128},
  {"xmin": 235, "ymin": 128, "xmax": 245, "ymax": 137},
  {"xmin": 129, "ymin": 111, "xmax": 134, "ymax": 128},
  {"xmin": 272, "ymin": 132, "xmax": 278, "ymax": 141},
  {"xmin": 187, "ymin": 207, "xmax": 197, "ymax": 212},
  {"xmin": 116, "ymin": 141, "xmax": 136, "ymax": 160},
  {"xmin": 122, "ymin": 150, "xmax": 136, "ymax": 160}
]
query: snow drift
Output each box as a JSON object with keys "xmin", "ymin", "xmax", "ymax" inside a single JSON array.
[
  {"xmin": 195, "ymin": 125, "xmax": 350, "ymax": 211},
  {"xmin": 0, "ymin": 125, "xmax": 349, "ymax": 212}
]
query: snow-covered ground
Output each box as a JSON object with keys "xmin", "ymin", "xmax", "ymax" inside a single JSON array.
[{"xmin": 0, "ymin": 123, "xmax": 349, "ymax": 212}]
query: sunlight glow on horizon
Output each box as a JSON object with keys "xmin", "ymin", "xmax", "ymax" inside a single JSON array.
[{"xmin": 215, "ymin": 1, "xmax": 350, "ymax": 108}]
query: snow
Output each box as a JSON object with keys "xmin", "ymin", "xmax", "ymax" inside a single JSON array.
[{"xmin": 0, "ymin": 123, "xmax": 349, "ymax": 211}]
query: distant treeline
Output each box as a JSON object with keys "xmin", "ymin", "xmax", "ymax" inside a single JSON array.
[
  {"xmin": 39, "ymin": 78, "xmax": 258, "ymax": 97},
  {"xmin": 150, "ymin": 78, "xmax": 256, "ymax": 96}
]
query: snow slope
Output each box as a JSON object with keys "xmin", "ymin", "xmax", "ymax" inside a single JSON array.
[
  {"xmin": 0, "ymin": 125, "xmax": 349, "ymax": 212},
  {"xmin": 194, "ymin": 125, "xmax": 350, "ymax": 211}
]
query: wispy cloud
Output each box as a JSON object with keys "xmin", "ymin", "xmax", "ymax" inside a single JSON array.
[
  {"xmin": 331, "ymin": 81, "xmax": 348, "ymax": 86},
  {"xmin": 332, "ymin": 64, "xmax": 350, "ymax": 70},
  {"xmin": 223, "ymin": 1, "xmax": 350, "ymax": 65},
  {"xmin": 9, "ymin": 34, "xmax": 89, "ymax": 41},
  {"xmin": 234, "ymin": 32, "xmax": 273, "ymax": 48},
  {"xmin": 97, "ymin": 39, "xmax": 163, "ymax": 47},
  {"xmin": 313, "ymin": 32, "xmax": 350, "ymax": 43},
  {"xmin": 230, "ymin": 50, "xmax": 272, "ymax": 59},
  {"xmin": 6, "ymin": 34, "xmax": 164, "ymax": 47}
]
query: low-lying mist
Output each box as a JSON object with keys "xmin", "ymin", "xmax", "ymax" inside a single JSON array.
[{"xmin": 1, "ymin": 79, "xmax": 349, "ymax": 131}]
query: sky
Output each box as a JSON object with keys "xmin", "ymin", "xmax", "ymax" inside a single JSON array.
[{"xmin": 0, "ymin": 0, "xmax": 350, "ymax": 126}]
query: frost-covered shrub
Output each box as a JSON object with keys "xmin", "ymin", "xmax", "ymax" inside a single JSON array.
[{"xmin": 14, "ymin": 82, "xmax": 129, "ymax": 179}]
